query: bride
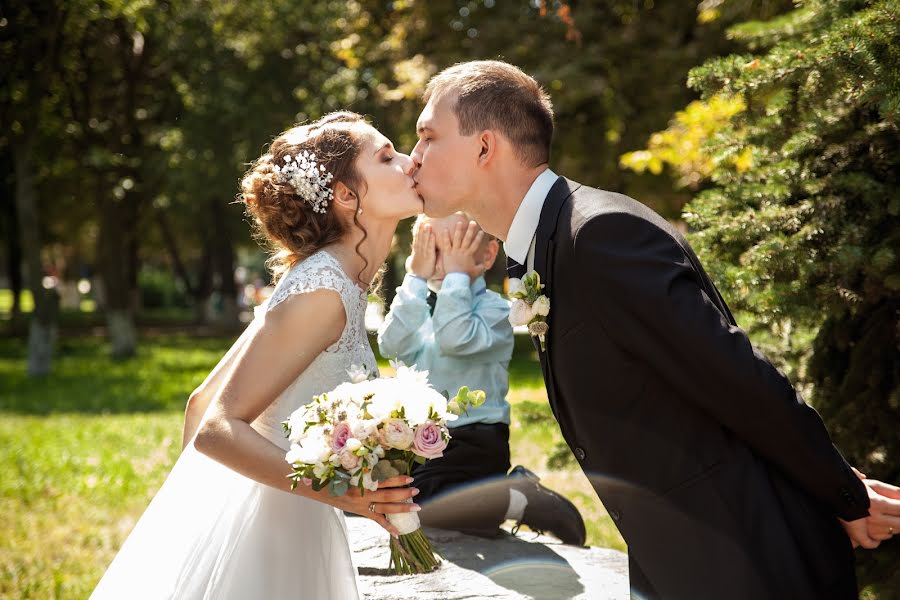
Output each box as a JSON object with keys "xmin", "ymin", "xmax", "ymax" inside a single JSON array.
[{"xmin": 91, "ymin": 112, "xmax": 424, "ymax": 599}]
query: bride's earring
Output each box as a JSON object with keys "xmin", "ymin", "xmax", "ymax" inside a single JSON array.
[{"xmin": 357, "ymin": 207, "xmax": 363, "ymax": 215}]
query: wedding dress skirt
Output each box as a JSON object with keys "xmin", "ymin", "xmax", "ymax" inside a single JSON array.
[
  {"xmin": 91, "ymin": 251, "xmax": 377, "ymax": 599},
  {"xmin": 90, "ymin": 445, "xmax": 361, "ymax": 599}
]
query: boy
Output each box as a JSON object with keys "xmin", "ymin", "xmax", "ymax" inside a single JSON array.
[{"xmin": 377, "ymin": 213, "xmax": 585, "ymax": 544}]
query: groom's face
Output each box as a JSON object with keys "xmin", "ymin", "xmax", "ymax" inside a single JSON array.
[{"xmin": 412, "ymin": 93, "xmax": 479, "ymax": 218}]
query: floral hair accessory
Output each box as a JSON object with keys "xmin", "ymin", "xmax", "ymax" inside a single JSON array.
[{"xmin": 273, "ymin": 151, "xmax": 334, "ymax": 214}]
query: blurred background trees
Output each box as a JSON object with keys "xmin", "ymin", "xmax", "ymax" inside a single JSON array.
[
  {"xmin": 2, "ymin": 1, "xmax": 896, "ymax": 593},
  {"xmin": 1, "ymin": 0, "xmax": 791, "ymax": 358}
]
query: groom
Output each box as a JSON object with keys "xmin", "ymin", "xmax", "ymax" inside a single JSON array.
[{"xmin": 410, "ymin": 60, "xmax": 899, "ymax": 599}]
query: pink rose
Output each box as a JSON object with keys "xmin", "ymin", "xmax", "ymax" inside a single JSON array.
[
  {"xmin": 412, "ymin": 421, "xmax": 448, "ymax": 459},
  {"xmin": 339, "ymin": 447, "xmax": 361, "ymax": 471},
  {"xmin": 331, "ymin": 421, "xmax": 352, "ymax": 453}
]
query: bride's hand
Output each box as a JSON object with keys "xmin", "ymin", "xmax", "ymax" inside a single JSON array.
[{"xmin": 319, "ymin": 475, "xmax": 420, "ymax": 537}]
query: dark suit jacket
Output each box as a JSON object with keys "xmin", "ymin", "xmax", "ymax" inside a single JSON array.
[{"xmin": 530, "ymin": 177, "xmax": 870, "ymax": 599}]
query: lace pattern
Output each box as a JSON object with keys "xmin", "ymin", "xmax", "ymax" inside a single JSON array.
[
  {"xmin": 263, "ymin": 250, "xmax": 368, "ymax": 356},
  {"xmin": 252, "ymin": 250, "xmax": 376, "ymax": 444}
]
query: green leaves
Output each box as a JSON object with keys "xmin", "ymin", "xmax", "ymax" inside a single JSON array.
[
  {"xmin": 371, "ymin": 459, "xmax": 402, "ymax": 482},
  {"xmin": 448, "ymin": 386, "xmax": 486, "ymax": 416},
  {"xmin": 328, "ymin": 471, "xmax": 351, "ymax": 497}
]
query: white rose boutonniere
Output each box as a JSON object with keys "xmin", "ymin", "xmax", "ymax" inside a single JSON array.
[{"xmin": 507, "ymin": 271, "xmax": 550, "ymax": 351}]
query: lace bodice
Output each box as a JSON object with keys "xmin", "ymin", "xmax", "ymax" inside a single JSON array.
[{"xmin": 251, "ymin": 250, "xmax": 376, "ymax": 447}]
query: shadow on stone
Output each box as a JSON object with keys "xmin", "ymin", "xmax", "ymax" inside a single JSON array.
[
  {"xmin": 348, "ymin": 514, "xmax": 628, "ymax": 599},
  {"xmin": 429, "ymin": 527, "xmax": 585, "ymax": 600}
]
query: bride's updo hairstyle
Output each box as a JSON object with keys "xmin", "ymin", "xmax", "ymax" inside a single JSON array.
[{"xmin": 241, "ymin": 111, "xmax": 369, "ymax": 282}]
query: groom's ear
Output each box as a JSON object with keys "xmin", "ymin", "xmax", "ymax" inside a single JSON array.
[{"xmin": 476, "ymin": 130, "xmax": 497, "ymax": 167}]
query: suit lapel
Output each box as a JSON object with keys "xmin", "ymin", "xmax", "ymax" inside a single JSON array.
[
  {"xmin": 532, "ymin": 177, "xmax": 580, "ymax": 357},
  {"xmin": 533, "ymin": 177, "xmax": 572, "ymax": 289}
]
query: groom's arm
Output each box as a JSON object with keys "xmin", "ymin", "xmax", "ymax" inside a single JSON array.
[{"xmin": 574, "ymin": 211, "xmax": 870, "ymax": 521}]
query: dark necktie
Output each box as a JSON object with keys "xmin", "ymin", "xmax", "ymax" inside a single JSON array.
[
  {"xmin": 426, "ymin": 290, "xmax": 437, "ymax": 316},
  {"xmin": 507, "ymin": 256, "xmax": 527, "ymax": 280}
]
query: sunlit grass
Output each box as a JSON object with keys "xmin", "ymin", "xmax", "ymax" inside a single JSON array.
[
  {"xmin": 0, "ymin": 336, "xmax": 230, "ymax": 414},
  {"xmin": 1, "ymin": 334, "xmax": 625, "ymax": 599},
  {"xmin": 1, "ymin": 413, "xmax": 183, "ymax": 599}
]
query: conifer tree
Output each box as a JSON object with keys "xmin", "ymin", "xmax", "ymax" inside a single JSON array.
[{"xmin": 648, "ymin": 2, "xmax": 899, "ymax": 593}]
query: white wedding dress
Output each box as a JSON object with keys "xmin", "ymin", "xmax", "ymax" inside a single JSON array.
[{"xmin": 91, "ymin": 250, "xmax": 376, "ymax": 600}]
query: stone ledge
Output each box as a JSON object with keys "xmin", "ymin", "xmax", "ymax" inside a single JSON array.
[{"xmin": 347, "ymin": 516, "xmax": 629, "ymax": 599}]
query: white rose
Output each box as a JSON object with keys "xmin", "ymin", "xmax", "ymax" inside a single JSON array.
[
  {"xmin": 379, "ymin": 418, "xmax": 415, "ymax": 449},
  {"xmin": 339, "ymin": 447, "xmax": 361, "ymax": 470},
  {"xmin": 509, "ymin": 299, "xmax": 534, "ymax": 326},
  {"xmin": 345, "ymin": 437, "xmax": 362, "ymax": 452},
  {"xmin": 532, "ymin": 295, "xmax": 550, "ymax": 317},
  {"xmin": 508, "ymin": 277, "xmax": 525, "ymax": 297}
]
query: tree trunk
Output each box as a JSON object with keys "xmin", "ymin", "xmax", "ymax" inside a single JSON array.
[
  {"xmin": 97, "ymin": 187, "xmax": 139, "ymax": 360},
  {"xmin": 212, "ymin": 200, "xmax": 240, "ymax": 328},
  {"xmin": 2, "ymin": 172, "xmax": 24, "ymax": 322},
  {"xmin": 156, "ymin": 207, "xmax": 196, "ymax": 297},
  {"xmin": 193, "ymin": 232, "xmax": 214, "ymax": 324},
  {"xmin": 13, "ymin": 134, "xmax": 57, "ymax": 375}
]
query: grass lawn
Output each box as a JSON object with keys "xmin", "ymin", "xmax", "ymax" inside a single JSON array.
[{"xmin": 1, "ymin": 334, "xmax": 624, "ymax": 599}]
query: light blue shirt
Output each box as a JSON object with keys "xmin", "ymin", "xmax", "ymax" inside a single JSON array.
[{"xmin": 377, "ymin": 272, "xmax": 514, "ymax": 428}]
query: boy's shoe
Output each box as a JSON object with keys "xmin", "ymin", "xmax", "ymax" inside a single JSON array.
[{"xmin": 508, "ymin": 465, "xmax": 587, "ymax": 546}]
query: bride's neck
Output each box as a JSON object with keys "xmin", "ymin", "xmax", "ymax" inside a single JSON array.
[{"xmin": 326, "ymin": 219, "xmax": 398, "ymax": 289}]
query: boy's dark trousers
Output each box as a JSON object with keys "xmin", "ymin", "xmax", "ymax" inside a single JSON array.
[{"xmin": 411, "ymin": 422, "xmax": 512, "ymax": 537}]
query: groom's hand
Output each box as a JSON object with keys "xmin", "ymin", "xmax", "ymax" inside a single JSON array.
[
  {"xmin": 407, "ymin": 221, "xmax": 436, "ymax": 279},
  {"xmin": 840, "ymin": 473, "xmax": 900, "ymax": 548},
  {"xmin": 440, "ymin": 220, "xmax": 485, "ymax": 280},
  {"xmin": 860, "ymin": 475, "xmax": 900, "ymax": 543}
]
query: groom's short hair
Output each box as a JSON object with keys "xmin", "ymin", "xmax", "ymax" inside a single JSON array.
[{"xmin": 424, "ymin": 60, "xmax": 554, "ymax": 168}]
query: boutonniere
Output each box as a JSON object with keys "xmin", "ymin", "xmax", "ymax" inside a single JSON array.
[{"xmin": 507, "ymin": 271, "xmax": 550, "ymax": 351}]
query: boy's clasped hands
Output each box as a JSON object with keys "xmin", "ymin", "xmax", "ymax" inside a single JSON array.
[{"xmin": 407, "ymin": 219, "xmax": 487, "ymax": 284}]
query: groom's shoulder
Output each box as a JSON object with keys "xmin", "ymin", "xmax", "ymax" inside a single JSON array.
[{"xmin": 564, "ymin": 179, "xmax": 672, "ymax": 236}]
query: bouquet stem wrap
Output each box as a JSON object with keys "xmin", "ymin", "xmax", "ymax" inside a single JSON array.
[{"xmin": 387, "ymin": 506, "xmax": 442, "ymax": 574}]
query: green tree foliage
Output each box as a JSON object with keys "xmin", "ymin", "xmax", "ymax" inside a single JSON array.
[
  {"xmin": 400, "ymin": 0, "xmax": 790, "ymax": 219},
  {"xmin": 626, "ymin": 2, "xmax": 899, "ymax": 594}
]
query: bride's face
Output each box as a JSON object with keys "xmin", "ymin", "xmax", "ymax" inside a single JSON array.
[{"xmin": 353, "ymin": 125, "xmax": 422, "ymax": 222}]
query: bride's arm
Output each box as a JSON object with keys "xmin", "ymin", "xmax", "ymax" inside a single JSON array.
[
  {"xmin": 182, "ymin": 321, "xmax": 260, "ymax": 449},
  {"xmin": 193, "ymin": 290, "xmax": 419, "ymax": 534}
]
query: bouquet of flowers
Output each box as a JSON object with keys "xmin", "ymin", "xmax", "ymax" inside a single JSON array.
[{"xmin": 282, "ymin": 362, "xmax": 485, "ymax": 574}]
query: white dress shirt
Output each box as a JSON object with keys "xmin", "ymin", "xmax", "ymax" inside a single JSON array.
[{"xmin": 504, "ymin": 168, "xmax": 558, "ymax": 272}]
